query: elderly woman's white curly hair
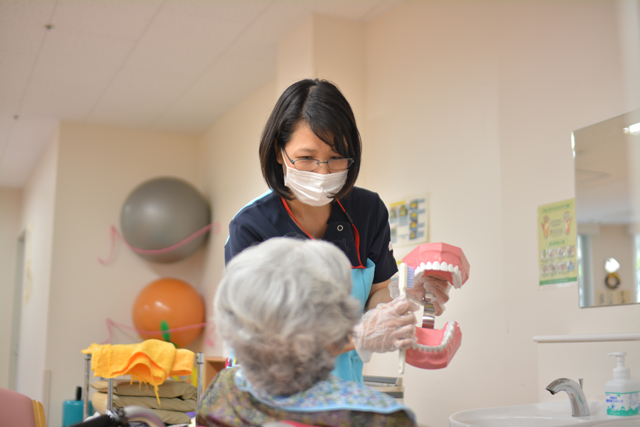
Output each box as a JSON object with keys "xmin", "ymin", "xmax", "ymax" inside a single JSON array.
[{"xmin": 214, "ymin": 237, "xmax": 361, "ymax": 396}]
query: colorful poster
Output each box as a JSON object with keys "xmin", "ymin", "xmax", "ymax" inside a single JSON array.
[
  {"xmin": 388, "ymin": 195, "xmax": 428, "ymax": 247},
  {"xmin": 538, "ymin": 198, "xmax": 578, "ymax": 286}
]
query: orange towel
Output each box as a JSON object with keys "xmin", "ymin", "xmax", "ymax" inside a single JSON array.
[{"xmin": 82, "ymin": 339, "xmax": 194, "ymax": 403}]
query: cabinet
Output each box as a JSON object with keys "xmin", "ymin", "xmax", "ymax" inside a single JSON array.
[{"xmin": 204, "ymin": 357, "xmax": 226, "ymax": 388}]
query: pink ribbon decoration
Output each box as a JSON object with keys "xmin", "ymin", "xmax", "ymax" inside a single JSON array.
[
  {"xmin": 98, "ymin": 223, "xmax": 220, "ymax": 265},
  {"xmin": 101, "ymin": 317, "xmax": 216, "ymax": 347}
]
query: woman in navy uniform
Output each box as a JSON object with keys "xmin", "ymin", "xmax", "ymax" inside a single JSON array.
[{"xmin": 225, "ymin": 78, "xmax": 447, "ymax": 382}]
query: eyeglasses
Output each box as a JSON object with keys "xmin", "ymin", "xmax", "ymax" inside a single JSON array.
[{"xmin": 283, "ymin": 149, "xmax": 354, "ymax": 172}]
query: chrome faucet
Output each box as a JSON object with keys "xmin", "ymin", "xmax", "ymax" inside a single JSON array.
[{"xmin": 546, "ymin": 378, "xmax": 590, "ymax": 417}]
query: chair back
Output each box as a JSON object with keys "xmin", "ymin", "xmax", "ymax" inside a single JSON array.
[
  {"xmin": 32, "ymin": 399, "xmax": 46, "ymax": 427},
  {"xmin": 0, "ymin": 387, "xmax": 47, "ymax": 427}
]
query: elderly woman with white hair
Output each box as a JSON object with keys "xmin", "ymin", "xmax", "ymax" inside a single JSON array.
[{"xmin": 197, "ymin": 237, "xmax": 416, "ymax": 427}]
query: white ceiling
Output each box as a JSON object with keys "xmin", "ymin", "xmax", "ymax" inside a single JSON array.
[{"xmin": 0, "ymin": 0, "xmax": 402, "ymax": 188}]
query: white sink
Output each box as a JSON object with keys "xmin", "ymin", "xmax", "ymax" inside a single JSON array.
[{"xmin": 450, "ymin": 401, "xmax": 640, "ymax": 427}]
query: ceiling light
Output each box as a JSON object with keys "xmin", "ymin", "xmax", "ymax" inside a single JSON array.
[
  {"xmin": 605, "ymin": 257, "xmax": 620, "ymax": 273},
  {"xmin": 623, "ymin": 122, "xmax": 640, "ymax": 135}
]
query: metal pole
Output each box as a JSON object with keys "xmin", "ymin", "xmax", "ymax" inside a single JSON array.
[
  {"xmin": 107, "ymin": 378, "xmax": 114, "ymax": 412},
  {"xmin": 83, "ymin": 354, "xmax": 91, "ymax": 419},
  {"xmin": 196, "ymin": 352, "xmax": 205, "ymax": 408}
]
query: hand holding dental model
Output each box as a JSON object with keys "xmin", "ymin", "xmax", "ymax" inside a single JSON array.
[
  {"xmin": 354, "ymin": 297, "xmax": 420, "ymax": 363},
  {"xmin": 389, "ymin": 273, "xmax": 450, "ymax": 315}
]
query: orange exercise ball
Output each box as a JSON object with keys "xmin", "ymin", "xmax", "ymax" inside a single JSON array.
[{"xmin": 132, "ymin": 278, "xmax": 205, "ymax": 348}]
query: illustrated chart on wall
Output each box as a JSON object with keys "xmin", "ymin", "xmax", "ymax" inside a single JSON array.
[
  {"xmin": 388, "ymin": 195, "xmax": 429, "ymax": 247},
  {"xmin": 538, "ymin": 198, "xmax": 578, "ymax": 286}
]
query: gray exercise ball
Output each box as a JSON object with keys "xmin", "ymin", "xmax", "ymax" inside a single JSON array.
[{"xmin": 120, "ymin": 177, "xmax": 211, "ymax": 263}]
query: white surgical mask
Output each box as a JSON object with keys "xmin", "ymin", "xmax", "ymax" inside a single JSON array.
[{"xmin": 282, "ymin": 158, "xmax": 348, "ymax": 207}]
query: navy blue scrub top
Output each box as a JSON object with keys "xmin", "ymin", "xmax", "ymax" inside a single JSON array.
[{"xmin": 225, "ymin": 186, "xmax": 398, "ymax": 285}]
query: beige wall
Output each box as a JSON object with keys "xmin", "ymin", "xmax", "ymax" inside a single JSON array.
[
  {"xmin": 198, "ymin": 1, "xmax": 640, "ymax": 426},
  {"xmin": 200, "ymin": 80, "xmax": 277, "ymax": 357},
  {"xmin": 3, "ymin": 2, "xmax": 640, "ymax": 427},
  {"xmin": 15, "ymin": 128, "xmax": 59, "ymax": 411},
  {"xmin": 43, "ymin": 122, "xmax": 204, "ymax": 425},
  {"xmin": 362, "ymin": 1, "xmax": 639, "ymax": 426},
  {"xmin": 0, "ymin": 187, "xmax": 22, "ymax": 389},
  {"xmin": 276, "ymin": 15, "xmax": 368, "ymax": 179},
  {"xmin": 363, "ymin": 3, "xmax": 507, "ymax": 424},
  {"xmin": 201, "ymin": 2, "xmax": 640, "ymax": 426}
]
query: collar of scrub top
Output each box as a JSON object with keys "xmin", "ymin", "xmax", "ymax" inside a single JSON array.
[{"xmin": 280, "ymin": 197, "xmax": 365, "ymax": 269}]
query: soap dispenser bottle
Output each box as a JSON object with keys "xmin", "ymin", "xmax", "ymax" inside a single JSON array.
[{"xmin": 605, "ymin": 352, "xmax": 640, "ymax": 416}]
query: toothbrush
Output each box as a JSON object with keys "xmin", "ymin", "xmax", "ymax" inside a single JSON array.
[{"xmin": 398, "ymin": 263, "xmax": 414, "ymax": 374}]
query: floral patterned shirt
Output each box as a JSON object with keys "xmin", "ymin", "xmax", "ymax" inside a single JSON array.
[{"xmin": 197, "ymin": 367, "xmax": 416, "ymax": 427}]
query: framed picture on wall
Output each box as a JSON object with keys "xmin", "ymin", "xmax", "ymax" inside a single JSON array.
[{"xmin": 388, "ymin": 195, "xmax": 429, "ymax": 247}]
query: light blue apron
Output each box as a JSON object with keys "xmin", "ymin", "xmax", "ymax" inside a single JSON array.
[{"xmin": 331, "ymin": 258, "xmax": 375, "ymax": 383}]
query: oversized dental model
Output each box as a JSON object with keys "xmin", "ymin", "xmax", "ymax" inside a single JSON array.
[{"xmin": 400, "ymin": 242, "xmax": 469, "ymax": 371}]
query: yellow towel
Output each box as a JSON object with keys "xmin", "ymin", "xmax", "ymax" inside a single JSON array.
[{"xmin": 82, "ymin": 339, "xmax": 194, "ymax": 403}]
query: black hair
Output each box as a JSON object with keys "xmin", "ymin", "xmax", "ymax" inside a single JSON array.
[{"xmin": 258, "ymin": 79, "xmax": 362, "ymax": 200}]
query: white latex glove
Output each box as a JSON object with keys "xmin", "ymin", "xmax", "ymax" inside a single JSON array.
[
  {"xmin": 388, "ymin": 272, "xmax": 427, "ymax": 304},
  {"xmin": 417, "ymin": 274, "xmax": 451, "ymax": 315},
  {"xmin": 353, "ymin": 297, "xmax": 418, "ymax": 363},
  {"xmin": 389, "ymin": 273, "xmax": 451, "ymax": 316}
]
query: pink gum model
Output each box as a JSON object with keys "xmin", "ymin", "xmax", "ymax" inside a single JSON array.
[{"xmin": 402, "ymin": 242, "xmax": 469, "ymax": 370}]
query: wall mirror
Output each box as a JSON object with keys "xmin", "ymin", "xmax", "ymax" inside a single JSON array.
[{"xmin": 574, "ymin": 109, "xmax": 640, "ymax": 308}]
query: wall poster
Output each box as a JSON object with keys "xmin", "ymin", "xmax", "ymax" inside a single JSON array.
[
  {"xmin": 538, "ymin": 198, "xmax": 578, "ymax": 286},
  {"xmin": 388, "ymin": 195, "xmax": 429, "ymax": 247}
]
